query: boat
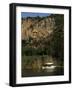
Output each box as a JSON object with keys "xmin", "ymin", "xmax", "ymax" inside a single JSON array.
[{"xmin": 42, "ymin": 62, "xmax": 56, "ymax": 70}]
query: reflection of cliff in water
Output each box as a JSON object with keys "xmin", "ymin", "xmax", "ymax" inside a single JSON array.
[{"xmin": 22, "ymin": 55, "xmax": 64, "ymax": 77}]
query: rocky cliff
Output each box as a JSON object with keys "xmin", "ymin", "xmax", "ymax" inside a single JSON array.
[{"xmin": 21, "ymin": 15, "xmax": 55, "ymax": 41}]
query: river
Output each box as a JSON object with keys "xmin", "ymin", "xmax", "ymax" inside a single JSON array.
[{"xmin": 22, "ymin": 55, "xmax": 64, "ymax": 77}]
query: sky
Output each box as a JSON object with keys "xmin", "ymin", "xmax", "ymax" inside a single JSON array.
[{"xmin": 21, "ymin": 12, "xmax": 51, "ymax": 18}]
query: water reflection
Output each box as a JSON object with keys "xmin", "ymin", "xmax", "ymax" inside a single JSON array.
[{"xmin": 22, "ymin": 55, "xmax": 64, "ymax": 77}]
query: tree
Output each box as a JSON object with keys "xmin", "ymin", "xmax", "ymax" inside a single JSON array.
[{"xmin": 51, "ymin": 14, "xmax": 64, "ymax": 61}]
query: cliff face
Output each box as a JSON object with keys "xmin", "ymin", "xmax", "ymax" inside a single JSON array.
[{"xmin": 21, "ymin": 16, "xmax": 55, "ymax": 41}]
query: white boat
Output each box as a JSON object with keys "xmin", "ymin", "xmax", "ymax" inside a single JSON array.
[{"xmin": 42, "ymin": 62, "xmax": 56, "ymax": 70}]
